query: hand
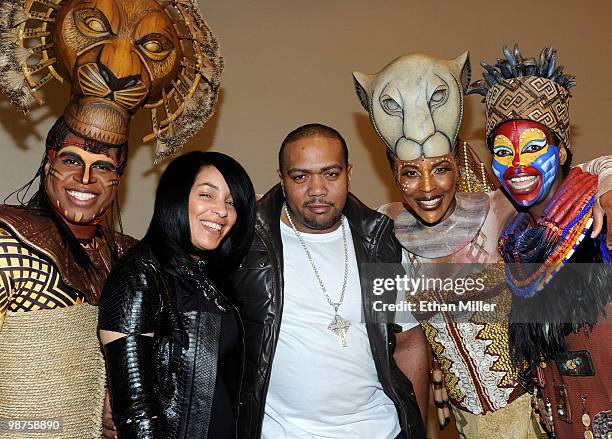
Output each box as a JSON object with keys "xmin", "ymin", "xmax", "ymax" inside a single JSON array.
[
  {"xmin": 102, "ymin": 390, "xmax": 118, "ymax": 439},
  {"xmin": 591, "ymin": 190, "xmax": 612, "ymax": 249}
]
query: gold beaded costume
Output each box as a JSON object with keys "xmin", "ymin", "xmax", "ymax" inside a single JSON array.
[
  {"xmin": 380, "ymin": 147, "xmax": 524, "ymax": 417},
  {"xmin": 354, "ymin": 50, "xmax": 535, "ymax": 435}
]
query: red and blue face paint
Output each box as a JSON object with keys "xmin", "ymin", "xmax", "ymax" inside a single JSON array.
[{"xmin": 490, "ymin": 120, "xmax": 559, "ymax": 207}]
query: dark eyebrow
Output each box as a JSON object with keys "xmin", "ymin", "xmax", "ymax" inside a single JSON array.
[
  {"xmin": 196, "ymin": 182, "xmax": 220, "ymax": 190},
  {"xmin": 58, "ymin": 151, "xmax": 84, "ymax": 162},
  {"xmin": 287, "ymin": 167, "xmax": 311, "ymax": 175},
  {"xmin": 136, "ymin": 12, "xmax": 175, "ymax": 41},
  {"xmin": 93, "ymin": 159, "xmax": 117, "ymax": 170},
  {"xmin": 321, "ymin": 164, "xmax": 342, "ymax": 172},
  {"xmin": 287, "ymin": 164, "xmax": 343, "ymax": 174},
  {"xmin": 433, "ymin": 160, "xmax": 452, "ymax": 167}
]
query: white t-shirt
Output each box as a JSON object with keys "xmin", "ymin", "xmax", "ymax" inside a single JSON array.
[{"xmin": 261, "ymin": 217, "xmax": 401, "ymax": 439}]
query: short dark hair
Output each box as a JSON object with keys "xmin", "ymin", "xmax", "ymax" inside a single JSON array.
[
  {"xmin": 143, "ymin": 151, "xmax": 256, "ymax": 277},
  {"xmin": 278, "ymin": 123, "xmax": 349, "ymax": 171}
]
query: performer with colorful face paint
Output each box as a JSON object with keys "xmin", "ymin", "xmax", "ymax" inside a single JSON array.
[
  {"xmin": 354, "ymin": 49, "xmax": 612, "ymax": 438},
  {"xmin": 0, "ymin": 118, "xmax": 134, "ymax": 439},
  {"xmin": 0, "ymin": 0, "xmax": 222, "ymax": 437},
  {"xmin": 491, "ymin": 121, "xmax": 560, "ymax": 208},
  {"xmin": 470, "ymin": 45, "xmax": 612, "ymax": 439}
]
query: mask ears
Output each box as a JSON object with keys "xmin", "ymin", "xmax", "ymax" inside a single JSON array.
[
  {"xmin": 452, "ymin": 51, "xmax": 471, "ymax": 93},
  {"xmin": 353, "ymin": 71, "xmax": 375, "ymax": 113}
]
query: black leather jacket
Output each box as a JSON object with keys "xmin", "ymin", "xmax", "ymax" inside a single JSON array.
[
  {"xmin": 98, "ymin": 243, "xmax": 244, "ymax": 439},
  {"xmin": 229, "ymin": 185, "xmax": 425, "ymax": 439}
]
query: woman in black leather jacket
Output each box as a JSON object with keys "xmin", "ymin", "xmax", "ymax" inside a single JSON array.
[{"xmin": 98, "ymin": 151, "xmax": 256, "ymax": 438}]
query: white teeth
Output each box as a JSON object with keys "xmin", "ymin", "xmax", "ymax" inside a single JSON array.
[
  {"xmin": 67, "ymin": 190, "xmax": 96, "ymax": 201},
  {"xmin": 509, "ymin": 175, "xmax": 538, "ymax": 189},
  {"xmin": 201, "ymin": 220, "xmax": 222, "ymax": 231},
  {"xmin": 510, "ymin": 176, "xmax": 537, "ymax": 183},
  {"xmin": 418, "ymin": 197, "xmax": 442, "ymax": 207}
]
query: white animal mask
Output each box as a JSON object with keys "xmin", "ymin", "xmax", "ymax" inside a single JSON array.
[{"xmin": 353, "ymin": 52, "xmax": 470, "ymax": 161}]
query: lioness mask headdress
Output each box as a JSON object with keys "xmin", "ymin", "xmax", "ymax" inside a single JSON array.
[
  {"xmin": 0, "ymin": 0, "xmax": 223, "ymax": 161},
  {"xmin": 353, "ymin": 52, "xmax": 471, "ymax": 161}
]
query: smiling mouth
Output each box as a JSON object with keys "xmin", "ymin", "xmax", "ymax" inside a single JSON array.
[
  {"xmin": 416, "ymin": 196, "xmax": 443, "ymax": 210},
  {"xmin": 505, "ymin": 175, "xmax": 540, "ymax": 194},
  {"xmin": 66, "ymin": 189, "xmax": 98, "ymax": 204},
  {"xmin": 200, "ymin": 220, "xmax": 223, "ymax": 233}
]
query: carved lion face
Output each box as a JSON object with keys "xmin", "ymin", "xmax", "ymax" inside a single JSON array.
[
  {"xmin": 53, "ymin": 0, "xmax": 182, "ymax": 144},
  {"xmin": 354, "ymin": 52, "xmax": 470, "ymax": 161}
]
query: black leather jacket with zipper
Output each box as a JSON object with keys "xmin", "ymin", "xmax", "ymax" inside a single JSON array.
[
  {"xmin": 98, "ymin": 243, "xmax": 244, "ymax": 439},
  {"xmin": 229, "ymin": 185, "xmax": 425, "ymax": 438}
]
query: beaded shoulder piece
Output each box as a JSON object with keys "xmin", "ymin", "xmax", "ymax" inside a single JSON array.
[
  {"xmin": 498, "ymin": 167, "xmax": 598, "ymax": 297},
  {"xmin": 456, "ymin": 140, "xmax": 498, "ymax": 193}
]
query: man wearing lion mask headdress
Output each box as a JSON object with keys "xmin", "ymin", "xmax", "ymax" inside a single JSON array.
[{"xmin": 0, "ymin": 0, "xmax": 222, "ymax": 436}]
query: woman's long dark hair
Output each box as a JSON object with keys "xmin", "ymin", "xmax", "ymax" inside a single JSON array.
[{"xmin": 142, "ymin": 151, "xmax": 256, "ymax": 281}]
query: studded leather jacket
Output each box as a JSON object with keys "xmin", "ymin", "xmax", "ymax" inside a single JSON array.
[
  {"xmin": 98, "ymin": 243, "xmax": 244, "ymax": 438},
  {"xmin": 229, "ymin": 185, "xmax": 426, "ymax": 439}
]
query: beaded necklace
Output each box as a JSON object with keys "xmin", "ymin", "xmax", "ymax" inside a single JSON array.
[{"xmin": 498, "ymin": 167, "xmax": 598, "ymax": 297}]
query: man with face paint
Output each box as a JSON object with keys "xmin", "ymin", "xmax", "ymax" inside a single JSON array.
[
  {"xmin": 470, "ymin": 45, "xmax": 612, "ymax": 439},
  {"xmin": 0, "ymin": 0, "xmax": 222, "ymax": 436},
  {"xmin": 0, "ymin": 117, "xmax": 136, "ymax": 439},
  {"xmin": 43, "ymin": 122, "xmax": 126, "ymax": 233},
  {"xmin": 491, "ymin": 122, "xmax": 560, "ymax": 209},
  {"xmin": 354, "ymin": 50, "xmax": 612, "ymax": 438}
]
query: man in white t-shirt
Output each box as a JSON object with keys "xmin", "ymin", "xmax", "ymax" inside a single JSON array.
[{"xmin": 229, "ymin": 124, "xmax": 428, "ymax": 439}]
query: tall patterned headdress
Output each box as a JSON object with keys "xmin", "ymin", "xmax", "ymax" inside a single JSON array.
[
  {"xmin": 0, "ymin": 0, "xmax": 223, "ymax": 161},
  {"xmin": 468, "ymin": 45, "xmax": 574, "ymax": 149}
]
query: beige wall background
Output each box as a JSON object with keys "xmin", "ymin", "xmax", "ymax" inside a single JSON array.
[
  {"xmin": 1, "ymin": 0, "xmax": 611, "ymax": 437},
  {"xmin": 1, "ymin": 0, "xmax": 612, "ymax": 237}
]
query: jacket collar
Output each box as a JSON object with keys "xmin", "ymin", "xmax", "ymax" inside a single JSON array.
[
  {"xmin": 256, "ymin": 184, "xmax": 390, "ymax": 248},
  {"xmin": 255, "ymin": 184, "xmax": 284, "ymax": 240}
]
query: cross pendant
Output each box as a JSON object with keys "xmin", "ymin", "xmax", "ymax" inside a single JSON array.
[{"xmin": 328, "ymin": 313, "xmax": 350, "ymax": 347}]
